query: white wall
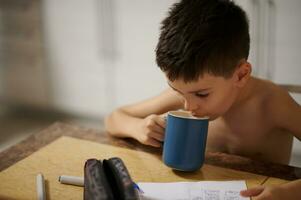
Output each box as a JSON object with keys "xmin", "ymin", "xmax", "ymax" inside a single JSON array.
[
  {"xmin": 42, "ymin": 0, "xmax": 107, "ymax": 117},
  {"xmin": 273, "ymin": 0, "xmax": 301, "ymax": 86},
  {"xmin": 42, "ymin": 0, "xmax": 176, "ymax": 117},
  {"xmin": 113, "ymin": 1, "xmax": 177, "ymax": 107}
]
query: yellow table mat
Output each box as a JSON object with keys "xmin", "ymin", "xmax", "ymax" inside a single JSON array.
[{"xmin": 0, "ymin": 136, "xmax": 268, "ymax": 200}]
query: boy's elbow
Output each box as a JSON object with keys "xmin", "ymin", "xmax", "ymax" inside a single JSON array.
[
  {"xmin": 104, "ymin": 109, "xmax": 124, "ymax": 137},
  {"xmin": 104, "ymin": 112, "xmax": 115, "ymax": 136}
]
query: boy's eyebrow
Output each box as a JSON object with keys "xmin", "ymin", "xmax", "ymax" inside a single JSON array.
[{"xmin": 167, "ymin": 82, "xmax": 211, "ymax": 94}]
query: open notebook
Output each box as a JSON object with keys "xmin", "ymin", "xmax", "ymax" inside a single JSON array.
[{"xmin": 137, "ymin": 180, "xmax": 249, "ymax": 200}]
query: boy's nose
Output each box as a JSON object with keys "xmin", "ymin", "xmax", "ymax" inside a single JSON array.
[{"xmin": 184, "ymin": 99, "xmax": 198, "ymax": 112}]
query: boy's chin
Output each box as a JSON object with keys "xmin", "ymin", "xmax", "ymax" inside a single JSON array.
[
  {"xmin": 204, "ymin": 114, "xmax": 220, "ymax": 121},
  {"xmin": 208, "ymin": 116, "xmax": 219, "ymax": 121},
  {"xmin": 193, "ymin": 114, "xmax": 219, "ymax": 121}
]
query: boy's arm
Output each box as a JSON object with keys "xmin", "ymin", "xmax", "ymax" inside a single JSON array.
[
  {"xmin": 268, "ymin": 87, "xmax": 301, "ymax": 140},
  {"xmin": 104, "ymin": 89, "xmax": 183, "ymax": 146},
  {"xmin": 244, "ymin": 86, "xmax": 301, "ymax": 199}
]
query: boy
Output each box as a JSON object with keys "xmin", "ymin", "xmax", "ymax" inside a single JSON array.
[{"xmin": 105, "ymin": 0, "xmax": 301, "ymax": 199}]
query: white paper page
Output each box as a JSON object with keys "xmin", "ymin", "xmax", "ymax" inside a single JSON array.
[{"xmin": 137, "ymin": 180, "xmax": 250, "ymax": 200}]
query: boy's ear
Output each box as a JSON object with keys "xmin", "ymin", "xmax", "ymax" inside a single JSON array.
[{"xmin": 233, "ymin": 61, "xmax": 252, "ymax": 87}]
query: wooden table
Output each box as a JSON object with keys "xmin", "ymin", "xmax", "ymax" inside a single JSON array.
[{"xmin": 0, "ymin": 122, "xmax": 300, "ymax": 199}]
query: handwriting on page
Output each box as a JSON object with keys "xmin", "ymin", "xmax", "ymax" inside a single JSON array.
[
  {"xmin": 138, "ymin": 181, "xmax": 249, "ymax": 200},
  {"xmin": 190, "ymin": 189, "xmax": 241, "ymax": 200}
]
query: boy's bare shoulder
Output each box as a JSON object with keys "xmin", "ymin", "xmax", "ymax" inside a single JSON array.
[
  {"xmin": 257, "ymin": 78, "xmax": 286, "ymax": 98},
  {"xmin": 253, "ymin": 78, "xmax": 290, "ymax": 111},
  {"xmin": 253, "ymin": 77, "xmax": 301, "ymax": 130},
  {"xmin": 259, "ymin": 78, "xmax": 295, "ymax": 107}
]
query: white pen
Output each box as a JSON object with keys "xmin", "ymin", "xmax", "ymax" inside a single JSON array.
[
  {"xmin": 58, "ymin": 175, "xmax": 144, "ymax": 194},
  {"xmin": 36, "ymin": 173, "xmax": 46, "ymax": 200},
  {"xmin": 58, "ymin": 175, "xmax": 84, "ymax": 186}
]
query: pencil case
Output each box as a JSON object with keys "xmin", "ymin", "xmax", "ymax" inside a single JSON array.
[{"xmin": 84, "ymin": 157, "xmax": 139, "ymax": 200}]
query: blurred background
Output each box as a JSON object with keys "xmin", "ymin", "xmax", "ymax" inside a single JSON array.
[{"xmin": 0, "ymin": 0, "xmax": 300, "ymax": 166}]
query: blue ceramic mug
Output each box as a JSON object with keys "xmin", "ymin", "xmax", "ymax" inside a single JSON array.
[{"xmin": 163, "ymin": 110, "xmax": 209, "ymax": 171}]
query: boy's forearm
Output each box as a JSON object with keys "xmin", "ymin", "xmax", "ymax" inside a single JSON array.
[
  {"xmin": 281, "ymin": 179, "xmax": 301, "ymax": 199},
  {"xmin": 104, "ymin": 109, "xmax": 142, "ymax": 139}
]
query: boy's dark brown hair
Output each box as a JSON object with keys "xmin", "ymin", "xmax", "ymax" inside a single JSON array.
[{"xmin": 156, "ymin": 0, "xmax": 250, "ymax": 82}]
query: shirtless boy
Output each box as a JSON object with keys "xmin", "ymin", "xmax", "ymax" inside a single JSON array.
[{"xmin": 105, "ymin": 0, "xmax": 301, "ymax": 199}]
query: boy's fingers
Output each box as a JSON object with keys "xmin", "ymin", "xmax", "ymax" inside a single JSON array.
[
  {"xmin": 160, "ymin": 113, "xmax": 168, "ymax": 119},
  {"xmin": 150, "ymin": 131, "xmax": 164, "ymax": 142},
  {"xmin": 155, "ymin": 115, "xmax": 166, "ymax": 128},
  {"xmin": 240, "ymin": 186, "xmax": 265, "ymax": 197},
  {"xmin": 152, "ymin": 124, "xmax": 165, "ymax": 134},
  {"xmin": 147, "ymin": 138, "xmax": 162, "ymax": 148}
]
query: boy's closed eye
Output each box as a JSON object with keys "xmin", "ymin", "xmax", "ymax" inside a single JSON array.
[{"xmin": 195, "ymin": 92, "xmax": 209, "ymax": 98}]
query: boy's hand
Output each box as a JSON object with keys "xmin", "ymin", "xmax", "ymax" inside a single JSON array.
[
  {"xmin": 136, "ymin": 114, "xmax": 166, "ymax": 147},
  {"xmin": 240, "ymin": 185, "xmax": 285, "ymax": 200}
]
